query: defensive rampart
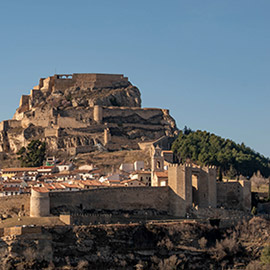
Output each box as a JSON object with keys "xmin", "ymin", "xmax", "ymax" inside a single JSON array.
[
  {"xmin": 49, "ymin": 187, "xmax": 169, "ymax": 214},
  {"xmin": 216, "ymin": 180, "xmax": 251, "ymax": 211}
]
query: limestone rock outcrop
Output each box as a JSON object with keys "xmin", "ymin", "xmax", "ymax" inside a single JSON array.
[{"xmin": 0, "ymin": 73, "xmax": 178, "ymax": 154}]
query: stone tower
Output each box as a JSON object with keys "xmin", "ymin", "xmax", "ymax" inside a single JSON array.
[
  {"xmin": 151, "ymin": 145, "xmax": 164, "ymax": 186},
  {"xmin": 168, "ymin": 163, "xmax": 217, "ymax": 217},
  {"xmin": 93, "ymin": 105, "xmax": 103, "ymax": 124},
  {"xmin": 30, "ymin": 188, "xmax": 50, "ymax": 217},
  {"xmin": 104, "ymin": 127, "xmax": 111, "ymax": 145}
]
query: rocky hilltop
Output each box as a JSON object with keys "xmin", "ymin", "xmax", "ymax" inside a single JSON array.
[{"xmin": 0, "ymin": 73, "xmax": 178, "ymax": 155}]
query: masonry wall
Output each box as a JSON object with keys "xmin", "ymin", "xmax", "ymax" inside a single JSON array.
[
  {"xmin": 57, "ymin": 117, "xmax": 88, "ymax": 128},
  {"xmin": 50, "ymin": 187, "xmax": 169, "ymax": 213},
  {"xmin": 0, "ymin": 194, "xmax": 30, "ymax": 216},
  {"xmin": 216, "ymin": 181, "xmax": 251, "ymax": 211},
  {"xmin": 103, "ymin": 107, "xmax": 164, "ymax": 121},
  {"xmin": 168, "ymin": 165, "xmax": 188, "ymax": 217},
  {"xmin": 53, "ymin": 74, "xmax": 128, "ymax": 92},
  {"xmin": 21, "ymin": 108, "xmax": 54, "ymax": 128},
  {"xmin": 44, "ymin": 127, "xmax": 59, "ymax": 137},
  {"xmin": 0, "ymin": 121, "xmax": 9, "ymax": 132}
]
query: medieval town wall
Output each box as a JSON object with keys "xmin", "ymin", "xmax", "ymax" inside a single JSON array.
[
  {"xmin": 49, "ymin": 187, "xmax": 169, "ymax": 214},
  {"xmin": 4, "ymin": 226, "xmax": 42, "ymax": 237},
  {"xmin": 216, "ymin": 180, "xmax": 251, "ymax": 211},
  {"xmin": 168, "ymin": 164, "xmax": 189, "ymax": 217}
]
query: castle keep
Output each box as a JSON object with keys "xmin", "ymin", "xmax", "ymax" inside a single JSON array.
[{"xmin": 0, "ymin": 73, "xmax": 178, "ymax": 154}]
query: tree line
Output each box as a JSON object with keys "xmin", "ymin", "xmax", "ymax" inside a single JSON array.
[{"xmin": 171, "ymin": 128, "xmax": 270, "ymax": 179}]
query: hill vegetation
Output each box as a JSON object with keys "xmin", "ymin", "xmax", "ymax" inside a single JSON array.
[
  {"xmin": 171, "ymin": 128, "xmax": 270, "ymax": 179},
  {"xmin": 17, "ymin": 140, "xmax": 46, "ymax": 167}
]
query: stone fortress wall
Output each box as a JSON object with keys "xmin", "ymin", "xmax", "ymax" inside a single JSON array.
[
  {"xmin": 29, "ymin": 159, "xmax": 251, "ymax": 219},
  {"xmin": 49, "ymin": 187, "xmax": 169, "ymax": 213},
  {"xmin": 53, "ymin": 73, "xmax": 129, "ymax": 92},
  {"xmin": 216, "ymin": 180, "xmax": 251, "ymax": 211},
  {"xmin": 30, "ymin": 187, "xmax": 170, "ymax": 217},
  {"xmin": 0, "ymin": 73, "xmax": 177, "ymax": 154},
  {"xmin": 167, "ymin": 164, "xmax": 217, "ymax": 217}
]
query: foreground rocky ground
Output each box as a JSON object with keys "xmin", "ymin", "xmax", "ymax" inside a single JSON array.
[{"xmin": 0, "ymin": 217, "xmax": 269, "ymax": 270}]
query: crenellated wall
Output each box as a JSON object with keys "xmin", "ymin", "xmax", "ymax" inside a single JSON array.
[{"xmin": 49, "ymin": 187, "xmax": 169, "ymax": 215}]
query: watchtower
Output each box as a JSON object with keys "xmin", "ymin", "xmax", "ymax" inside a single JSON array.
[
  {"xmin": 30, "ymin": 188, "xmax": 50, "ymax": 217},
  {"xmin": 168, "ymin": 163, "xmax": 217, "ymax": 216}
]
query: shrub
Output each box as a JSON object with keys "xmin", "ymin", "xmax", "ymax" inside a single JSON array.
[
  {"xmin": 261, "ymin": 244, "xmax": 270, "ymax": 266},
  {"xmin": 158, "ymin": 255, "xmax": 180, "ymax": 270},
  {"xmin": 198, "ymin": 237, "xmax": 207, "ymax": 249}
]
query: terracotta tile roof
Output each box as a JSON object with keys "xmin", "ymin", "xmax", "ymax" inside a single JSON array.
[
  {"xmin": 2, "ymin": 167, "xmax": 39, "ymax": 173},
  {"xmin": 130, "ymin": 170, "xmax": 151, "ymax": 175},
  {"xmin": 32, "ymin": 187, "xmax": 49, "ymax": 193},
  {"xmin": 3, "ymin": 180, "xmax": 22, "ymax": 184},
  {"xmin": 38, "ymin": 166, "xmax": 55, "ymax": 169},
  {"xmin": 155, "ymin": 171, "xmax": 168, "ymax": 178},
  {"xmin": 61, "ymin": 183, "xmax": 81, "ymax": 189},
  {"xmin": 79, "ymin": 180, "xmax": 106, "ymax": 187},
  {"xmin": 43, "ymin": 183, "xmax": 56, "ymax": 190},
  {"xmin": 72, "ymin": 169, "xmax": 92, "ymax": 174},
  {"xmin": 2, "ymin": 187, "xmax": 20, "ymax": 192},
  {"xmin": 53, "ymin": 183, "xmax": 66, "ymax": 190}
]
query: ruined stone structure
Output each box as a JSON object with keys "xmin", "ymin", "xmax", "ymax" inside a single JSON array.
[{"xmin": 0, "ymin": 73, "xmax": 178, "ymax": 154}]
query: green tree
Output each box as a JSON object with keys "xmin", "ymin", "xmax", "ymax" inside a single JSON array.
[
  {"xmin": 17, "ymin": 140, "xmax": 46, "ymax": 167},
  {"xmin": 172, "ymin": 129, "xmax": 270, "ymax": 178}
]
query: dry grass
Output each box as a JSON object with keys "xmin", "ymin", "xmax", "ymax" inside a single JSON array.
[
  {"xmin": 75, "ymin": 149, "xmax": 151, "ymax": 172},
  {"xmin": 0, "ymin": 216, "xmax": 65, "ymax": 228}
]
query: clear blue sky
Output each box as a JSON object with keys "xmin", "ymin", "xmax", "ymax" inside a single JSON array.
[{"xmin": 0, "ymin": 1, "xmax": 269, "ymax": 157}]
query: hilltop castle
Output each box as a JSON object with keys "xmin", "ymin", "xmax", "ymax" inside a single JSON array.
[{"xmin": 0, "ymin": 73, "xmax": 177, "ymax": 154}]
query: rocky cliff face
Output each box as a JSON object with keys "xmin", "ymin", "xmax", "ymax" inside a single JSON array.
[
  {"xmin": 0, "ymin": 217, "xmax": 269, "ymax": 270},
  {"xmin": 0, "ymin": 73, "xmax": 178, "ymax": 154}
]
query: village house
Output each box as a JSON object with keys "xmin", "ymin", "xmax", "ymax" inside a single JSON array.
[
  {"xmin": 129, "ymin": 171, "xmax": 151, "ymax": 186},
  {"xmin": 0, "ymin": 186, "xmax": 21, "ymax": 197},
  {"xmin": 119, "ymin": 161, "xmax": 144, "ymax": 173},
  {"xmin": 1, "ymin": 167, "xmax": 39, "ymax": 180},
  {"xmin": 121, "ymin": 179, "xmax": 146, "ymax": 187},
  {"xmin": 76, "ymin": 180, "xmax": 107, "ymax": 189}
]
